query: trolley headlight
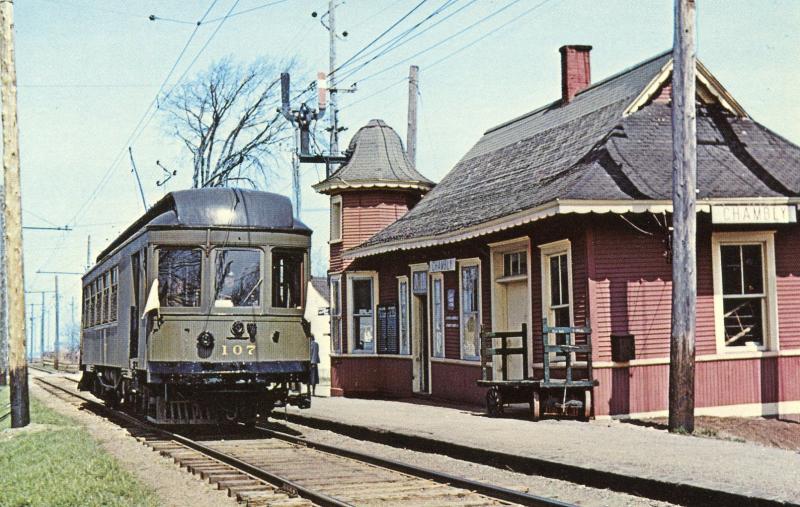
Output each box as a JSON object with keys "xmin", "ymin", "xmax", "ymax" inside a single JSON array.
[
  {"xmin": 231, "ymin": 321, "xmax": 245, "ymax": 338},
  {"xmin": 197, "ymin": 331, "xmax": 214, "ymax": 348}
]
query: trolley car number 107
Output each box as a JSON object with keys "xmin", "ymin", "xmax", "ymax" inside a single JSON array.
[{"xmin": 221, "ymin": 344, "xmax": 256, "ymax": 356}]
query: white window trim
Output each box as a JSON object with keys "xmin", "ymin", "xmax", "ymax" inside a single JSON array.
[
  {"xmin": 346, "ymin": 271, "xmax": 379, "ymax": 354},
  {"xmin": 711, "ymin": 231, "xmax": 778, "ymax": 353},
  {"xmin": 539, "ymin": 239, "xmax": 575, "ymax": 349},
  {"xmin": 429, "ymin": 272, "xmax": 445, "ymax": 359},
  {"xmin": 330, "ymin": 274, "xmax": 342, "ymax": 353},
  {"xmin": 329, "ymin": 195, "xmax": 343, "ymax": 244},
  {"xmin": 458, "ymin": 258, "xmax": 482, "ymax": 361},
  {"xmin": 489, "ymin": 236, "xmax": 533, "ymax": 376},
  {"xmin": 396, "ymin": 275, "xmax": 411, "ymax": 356}
]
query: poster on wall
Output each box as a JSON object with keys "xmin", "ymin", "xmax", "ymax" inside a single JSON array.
[{"xmin": 447, "ymin": 289, "xmax": 455, "ymax": 310}]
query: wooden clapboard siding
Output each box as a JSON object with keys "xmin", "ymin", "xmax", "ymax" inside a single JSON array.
[
  {"xmin": 330, "ymin": 190, "xmax": 415, "ymax": 273},
  {"xmin": 431, "ymin": 361, "xmax": 484, "ymax": 405},
  {"xmin": 589, "ymin": 216, "xmax": 716, "ymax": 362},
  {"xmin": 775, "ymin": 229, "xmax": 800, "ymax": 350}
]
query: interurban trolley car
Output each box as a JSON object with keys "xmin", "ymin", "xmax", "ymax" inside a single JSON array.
[{"xmin": 78, "ymin": 188, "xmax": 313, "ymax": 424}]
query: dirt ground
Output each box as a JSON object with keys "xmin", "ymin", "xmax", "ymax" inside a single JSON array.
[
  {"xmin": 628, "ymin": 416, "xmax": 800, "ymax": 451},
  {"xmin": 31, "ymin": 379, "xmax": 237, "ymax": 507}
]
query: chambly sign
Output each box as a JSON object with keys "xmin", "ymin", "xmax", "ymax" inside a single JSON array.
[{"xmin": 711, "ymin": 204, "xmax": 797, "ymax": 224}]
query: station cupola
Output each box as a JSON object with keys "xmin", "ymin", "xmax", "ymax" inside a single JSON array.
[{"xmin": 313, "ymin": 119, "xmax": 433, "ymax": 273}]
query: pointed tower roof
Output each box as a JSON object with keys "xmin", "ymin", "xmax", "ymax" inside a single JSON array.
[{"xmin": 313, "ymin": 119, "xmax": 434, "ymax": 195}]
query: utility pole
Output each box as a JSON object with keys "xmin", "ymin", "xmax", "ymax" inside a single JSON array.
[
  {"xmin": 406, "ymin": 65, "xmax": 419, "ymax": 167},
  {"xmin": 328, "ymin": 0, "xmax": 338, "ymax": 159},
  {"xmin": 669, "ymin": 0, "xmax": 697, "ymax": 434},
  {"xmin": 0, "ymin": 184, "xmax": 5, "ymax": 386},
  {"xmin": 1, "ymin": 0, "xmax": 29, "ymax": 427},
  {"xmin": 40, "ymin": 292, "xmax": 45, "ymax": 362},
  {"xmin": 86, "ymin": 235, "xmax": 91, "ymax": 271},
  {"xmin": 53, "ymin": 276, "xmax": 59, "ymax": 370}
]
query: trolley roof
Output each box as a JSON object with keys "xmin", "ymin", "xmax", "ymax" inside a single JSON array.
[{"xmin": 95, "ymin": 188, "xmax": 310, "ymax": 263}]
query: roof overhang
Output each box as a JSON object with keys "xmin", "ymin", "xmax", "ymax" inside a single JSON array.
[
  {"xmin": 623, "ymin": 58, "xmax": 749, "ymax": 118},
  {"xmin": 313, "ymin": 178, "xmax": 434, "ymax": 195},
  {"xmin": 346, "ymin": 197, "xmax": 800, "ymax": 259}
]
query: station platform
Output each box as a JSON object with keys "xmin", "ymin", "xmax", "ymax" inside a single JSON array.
[{"xmin": 286, "ymin": 396, "xmax": 800, "ymax": 505}]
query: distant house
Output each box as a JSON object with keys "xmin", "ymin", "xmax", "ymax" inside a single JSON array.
[
  {"xmin": 304, "ymin": 277, "xmax": 331, "ymax": 386},
  {"xmin": 315, "ymin": 45, "xmax": 800, "ymax": 419}
]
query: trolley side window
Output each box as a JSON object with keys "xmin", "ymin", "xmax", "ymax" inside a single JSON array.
[
  {"xmin": 272, "ymin": 250, "xmax": 303, "ymax": 308},
  {"xmin": 214, "ymin": 248, "xmax": 262, "ymax": 307},
  {"xmin": 158, "ymin": 248, "xmax": 202, "ymax": 307}
]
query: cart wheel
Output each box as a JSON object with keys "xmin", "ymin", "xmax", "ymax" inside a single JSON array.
[
  {"xmin": 529, "ymin": 390, "xmax": 540, "ymax": 421},
  {"xmin": 583, "ymin": 390, "xmax": 593, "ymax": 420},
  {"xmin": 486, "ymin": 387, "xmax": 504, "ymax": 417}
]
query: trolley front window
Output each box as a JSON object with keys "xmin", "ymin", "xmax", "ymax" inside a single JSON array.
[
  {"xmin": 214, "ymin": 248, "xmax": 262, "ymax": 307},
  {"xmin": 158, "ymin": 248, "xmax": 202, "ymax": 307},
  {"xmin": 272, "ymin": 250, "xmax": 303, "ymax": 308}
]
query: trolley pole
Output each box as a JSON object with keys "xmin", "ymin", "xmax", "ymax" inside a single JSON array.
[
  {"xmin": 53, "ymin": 276, "xmax": 59, "ymax": 370},
  {"xmin": 668, "ymin": 0, "xmax": 697, "ymax": 434},
  {"xmin": 1, "ymin": 0, "xmax": 30, "ymax": 427}
]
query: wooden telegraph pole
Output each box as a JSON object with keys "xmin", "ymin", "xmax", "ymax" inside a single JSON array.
[
  {"xmin": 669, "ymin": 0, "xmax": 697, "ymax": 434},
  {"xmin": 406, "ymin": 65, "xmax": 419, "ymax": 167},
  {"xmin": 1, "ymin": 0, "xmax": 30, "ymax": 427},
  {"xmin": 53, "ymin": 276, "xmax": 59, "ymax": 370}
]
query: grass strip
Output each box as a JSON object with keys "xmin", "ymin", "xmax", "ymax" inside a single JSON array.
[{"xmin": 0, "ymin": 385, "xmax": 160, "ymax": 507}]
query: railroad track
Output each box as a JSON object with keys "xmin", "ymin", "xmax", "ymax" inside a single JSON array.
[{"xmin": 34, "ymin": 376, "xmax": 573, "ymax": 507}]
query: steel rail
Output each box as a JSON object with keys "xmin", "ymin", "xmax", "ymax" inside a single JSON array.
[
  {"xmin": 34, "ymin": 377, "xmax": 350, "ymax": 507},
  {"xmin": 257, "ymin": 425, "xmax": 574, "ymax": 507}
]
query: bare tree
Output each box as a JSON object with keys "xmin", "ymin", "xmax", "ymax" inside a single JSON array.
[{"xmin": 162, "ymin": 57, "xmax": 295, "ymax": 188}]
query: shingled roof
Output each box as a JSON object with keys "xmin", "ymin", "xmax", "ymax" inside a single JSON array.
[
  {"xmin": 313, "ymin": 119, "xmax": 433, "ymax": 194},
  {"xmin": 349, "ymin": 50, "xmax": 800, "ymax": 257}
]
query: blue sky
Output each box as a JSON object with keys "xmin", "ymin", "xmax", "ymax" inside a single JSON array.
[{"xmin": 12, "ymin": 0, "xmax": 800, "ymax": 351}]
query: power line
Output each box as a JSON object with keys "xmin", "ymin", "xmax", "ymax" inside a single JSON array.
[
  {"xmin": 353, "ymin": 0, "xmax": 530, "ymax": 86},
  {"xmin": 335, "ymin": 0, "xmax": 466, "ymax": 84},
  {"xmin": 330, "ymin": 0, "xmax": 430, "ymax": 80},
  {"xmin": 343, "ymin": 0, "xmax": 557, "ymax": 111}
]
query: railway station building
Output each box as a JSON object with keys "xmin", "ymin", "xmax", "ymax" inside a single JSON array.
[{"xmin": 315, "ymin": 45, "xmax": 800, "ymax": 419}]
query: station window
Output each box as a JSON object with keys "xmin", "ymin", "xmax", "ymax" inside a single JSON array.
[
  {"xmin": 272, "ymin": 250, "xmax": 303, "ymax": 308},
  {"xmin": 350, "ymin": 276, "xmax": 375, "ymax": 353},
  {"xmin": 397, "ymin": 277, "xmax": 410, "ymax": 355},
  {"xmin": 712, "ymin": 232, "xmax": 777, "ymax": 351},
  {"xmin": 460, "ymin": 262, "xmax": 481, "ymax": 361},
  {"xmin": 540, "ymin": 240, "xmax": 573, "ymax": 361},
  {"xmin": 330, "ymin": 276, "xmax": 342, "ymax": 353},
  {"xmin": 158, "ymin": 248, "xmax": 202, "ymax": 307},
  {"xmin": 330, "ymin": 196, "xmax": 342, "ymax": 242},
  {"xmin": 214, "ymin": 248, "xmax": 262, "ymax": 307},
  {"xmin": 431, "ymin": 274, "xmax": 445, "ymax": 358},
  {"xmin": 503, "ymin": 251, "xmax": 527, "ymax": 277}
]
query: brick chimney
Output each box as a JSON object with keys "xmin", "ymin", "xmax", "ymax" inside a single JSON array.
[{"xmin": 559, "ymin": 45, "xmax": 592, "ymax": 104}]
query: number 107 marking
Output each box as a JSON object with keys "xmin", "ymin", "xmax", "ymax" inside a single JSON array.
[{"xmin": 222, "ymin": 344, "xmax": 256, "ymax": 356}]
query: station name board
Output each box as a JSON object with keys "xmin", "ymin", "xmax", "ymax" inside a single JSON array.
[
  {"xmin": 429, "ymin": 258, "xmax": 456, "ymax": 272},
  {"xmin": 711, "ymin": 204, "xmax": 797, "ymax": 224}
]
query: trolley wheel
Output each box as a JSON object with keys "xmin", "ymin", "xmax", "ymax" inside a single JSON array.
[
  {"xmin": 486, "ymin": 387, "xmax": 504, "ymax": 417},
  {"xmin": 583, "ymin": 390, "xmax": 593, "ymax": 420},
  {"xmin": 529, "ymin": 389, "xmax": 540, "ymax": 421}
]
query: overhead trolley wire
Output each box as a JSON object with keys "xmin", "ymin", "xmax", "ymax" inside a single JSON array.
[
  {"xmin": 67, "ymin": 0, "xmax": 222, "ymax": 228},
  {"xmin": 335, "ymin": 0, "xmax": 473, "ymax": 86},
  {"xmin": 343, "ymin": 0, "xmax": 557, "ymax": 110}
]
